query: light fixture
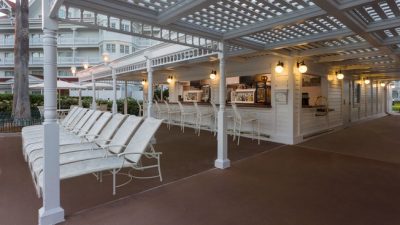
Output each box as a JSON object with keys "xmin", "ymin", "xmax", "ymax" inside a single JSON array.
[
  {"xmin": 167, "ymin": 75, "xmax": 173, "ymax": 84},
  {"xmin": 275, "ymin": 61, "xmax": 284, "ymax": 74},
  {"xmin": 391, "ymin": 84, "xmax": 395, "ymax": 88},
  {"xmin": 102, "ymin": 52, "xmax": 110, "ymax": 64},
  {"xmin": 364, "ymin": 78, "xmax": 370, "ymax": 85},
  {"xmin": 70, "ymin": 66, "xmax": 77, "ymax": 75},
  {"xmin": 336, "ymin": 70, "xmax": 344, "ymax": 80},
  {"xmin": 141, "ymin": 79, "xmax": 146, "ymax": 85},
  {"xmin": 209, "ymin": 70, "xmax": 217, "ymax": 80},
  {"xmin": 297, "ymin": 61, "xmax": 307, "ymax": 73},
  {"xmin": 83, "ymin": 62, "xmax": 89, "ymax": 70},
  {"xmin": 380, "ymin": 82, "xmax": 386, "ymax": 87}
]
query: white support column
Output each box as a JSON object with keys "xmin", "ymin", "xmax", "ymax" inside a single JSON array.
[
  {"xmin": 78, "ymin": 80, "xmax": 82, "ymax": 107},
  {"xmin": 91, "ymin": 72, "xmax": 96, "ymax": 110},
  {"xmin": 112, "ymin": 68, "xmax": 117, "ymax": 114},
  {"xmin": 146, "ymin": 58, "xmax": 154, "ymax": 118},
  {"xmin": 124, "ymin": 81, "xmax": 128, "ymax": 114},
  {"xmin": 215, "ymin": 42, "xmax": 230, "ymax": 169},
  {"xmin": 39, "ymin": 1, "xmax": 65, "ymax": 224}
]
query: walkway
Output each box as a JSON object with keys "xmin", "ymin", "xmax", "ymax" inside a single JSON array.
[{"xmin": 64, "ymin": 115, "xmax": 400, "ymax": 225}]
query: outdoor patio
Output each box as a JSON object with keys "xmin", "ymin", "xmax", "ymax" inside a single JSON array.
[{"xmin": 2, "ymin": 116, "xmax": 400, "ymax": 225}]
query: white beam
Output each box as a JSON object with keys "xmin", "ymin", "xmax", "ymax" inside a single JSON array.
[
  {"xmin": 265, "ymin": 28, "xmax": 354, "ymax": 50},
  {"xmin": 49, "ymin": 0, "xmax": 64, "ymax": 18},
  {"xmin": 318, "ymin": 51, "xmax": 383, "ymax": 62},
  {"xmin": 297, "ymin": 42, "xmax": 371, "ymax": 57},
  {"xmin": 365, "ymin": 17, "xmax": 400, "ymax": 32},
  {"xmin": 223, "ymin": 6, "xmax": 326, "ymax": 40},
  {"xmin": 111, "ymin": 68, "xmax": 117, "ymax": 114},
  {"xmin": 382, "ymin": 36, "xmax": 400, "ymax": 46},
  {"xmin": 158, "ymin": 0, "xmax": 217, "ymax": 25},
  {"xmin": 336, "ymin": 0, "xmax": 376, "ymax": 10}
]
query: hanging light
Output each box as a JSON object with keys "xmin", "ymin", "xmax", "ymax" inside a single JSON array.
[
  {"xmin": 297, "ymin": 61, "xmax": 308, "ymax": 73},
  {"xmin": 83, "ymin": 62, "xmax": 89, "ymax": 70},
  {"xmin": 275, "ymin": 61, "xmax": 284, "ymax": 74},
  {"xmin": 167, "ymin": 75, "xmax": 173, "ymax": 84},
  {"xmin": 364, "ymin": 78, "xmax": 370, "ymax": 85},
  {"xmin": 141, "ymin": 79, "xmax": 146, "ymax": 85},
  {"xmin": 336, "ymin": 70, "xmax": 344, "ymax": 80},
  {"xmin": 380, "ymin": 82, "xmax": 386, "ymax": 87},
  {"xmin": 102, "ymin": 52, "xmax": 110, "ymax": 64},
  {"xmin": 209, "ymin": 70, "xmax": 217, "ymax": 80},
  {"xmin": 70, "ymin": 66, "xmax": 77, "ymax": 75}
]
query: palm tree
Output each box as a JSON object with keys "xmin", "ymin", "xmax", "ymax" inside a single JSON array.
[{"xmin": 12, "ymin": 0, "xmax": 31, "ymax": 120}]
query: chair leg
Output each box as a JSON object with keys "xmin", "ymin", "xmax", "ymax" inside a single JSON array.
[
  {"xmin": 112, "ymin": 169, "xmax": 116, "ymax": 195},
  {"xmin": 237, "ymin": 121, "xmax": 242, "ymax": 146},
  {"xmin": 198, "ymin": 116, "xmax": 202, "ymax": 136}
]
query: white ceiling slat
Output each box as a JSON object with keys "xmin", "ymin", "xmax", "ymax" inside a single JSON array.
[
  {"xmin": 297, "ymin": 41, "xmax": 371, "ymax": 57},
  {"xmin": 318, "ymin": 50, "xmax": 381, "ymax": 62}
]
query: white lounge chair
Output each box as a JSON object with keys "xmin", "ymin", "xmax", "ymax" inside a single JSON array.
[
  {"xmin": 30, "ymin": 115, "xmax": 144, "ymax": 190},
  {"xmin": 36, "ymin": 117, "xmax": 163, "ymax": 196}
]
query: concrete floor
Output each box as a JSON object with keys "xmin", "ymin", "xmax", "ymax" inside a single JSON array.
[{"xmin": 1, "ymin": 116, "xmax": 400, "ymax": 225}]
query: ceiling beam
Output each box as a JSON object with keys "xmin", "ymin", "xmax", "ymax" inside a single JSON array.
[
  {"xmin": 382, "ymin": 36, "xmax": 400, "ymax": 46},
  {"xmin": 318, "ymin": 51, "xmax": 383, "ymax": 62},
  {"xmin": 223, "ymin": 6, "xmax": 326, "ymax": 40},
  {"xmin": 264, "ymin": 28, "xmax": 354, "ymax": 50},
  {"xmin": 365, "ymin": 17, "xmax": 400, "ymax": 32},
  {"xmin": 336, "ymin": 0, "xmax": 376, "ymax": 10},
  {"xmin": 296, "ymin": 41, "xmax": 371, "ymax": 57},
  {"xmin": 158, "ymin": 0, "xmax": 217, "ymax": 25}
]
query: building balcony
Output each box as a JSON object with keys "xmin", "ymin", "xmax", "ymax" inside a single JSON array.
[
  {"xmin": 0, "ymin": 37, "xmax": 99, "ymax": 48},
  {"xmin": 0, "ymin": 56, "xmax": 100, "ymax": 67}
]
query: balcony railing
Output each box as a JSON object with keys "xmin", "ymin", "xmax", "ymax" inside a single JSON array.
[
  {"xmin": 0, "ymin": 37, "xmax": 99, "ymax": 47},
  {"xmin": 0, "ymin": 57, "xmax": 100, "ymax": 66}
]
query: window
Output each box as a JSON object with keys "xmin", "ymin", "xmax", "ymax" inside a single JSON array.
[
  {"xmin": 121, "ymin": 24, "xmax": 130, "ymax": 31},
  {"xmin": 111, "ymin": 22, "xmax": 116, "ymax": 29},
  {"xmin": 120, "ymin": 45, "xmax": 125, "ymax": 53},
  {"xmin": 5, "ymin": 71, "xmax": 14, "ymax": 77},
  {"xmin": 353, "ymin": 81, "xmax": 361, "ymax": 105},
  {"xmin": 125, "ymin": 45, "xmax": 129, "ymax": 54},
  {"xmin": 58, "ymin": 70, "xmax": 73, "ymax": 77},
  {"xmin": 106, "ymin": 44, "xmax": 116, "ymax": 53}
]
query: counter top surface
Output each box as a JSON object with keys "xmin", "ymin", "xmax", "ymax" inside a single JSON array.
[{"xmin": 156, "ymin": 101, "xmax": 272, "ymax": 108}]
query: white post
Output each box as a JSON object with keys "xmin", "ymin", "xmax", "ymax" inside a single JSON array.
[
  {"xmin": 215, "ymin": 42, "xmax": 230, "ymax": 169},
  {"xmin": 91, "ymin": 72, "xmax": 96, "ymax": 110},
  {"xmin": 124, "ymin": 81, "xmax": 128, "ymax": 114},
  {"xmin": 112, "ymin": 68, "xmax": 117, "ymax": 114},
  {"xmin": 39, "ymin": 0, "xmax": 65, "ymax": 224},
  {"xmin": 146, "ymin": 58, "xmax": 153, "ymax": 118},
  {"xmin": 78, "ymin": 80, "xmax": 82, "ymax": 107}
]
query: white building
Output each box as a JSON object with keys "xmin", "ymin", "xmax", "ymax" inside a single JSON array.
[{"xmin": 0, "ymin": 0, "xmax": 158, "ymax": 80}]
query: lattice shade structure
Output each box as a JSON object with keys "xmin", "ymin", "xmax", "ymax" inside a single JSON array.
[{"xmin": 50, "ymin": 0, "xmax": 400, "ymax": 77}]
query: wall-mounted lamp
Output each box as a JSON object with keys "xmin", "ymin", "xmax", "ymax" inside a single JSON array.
[
  {"xmin": 275, "ymin": 61, "xmax": 284, "ymax": 74},
  {"xmin": 167, "ymin": 75, "xmax": 174, "ymax": 84},
  {"xmin": 380, "ymin": 82, "xmax": 386, "ymax": 87},
  {"xmin": 102, "ymin": 52, "xmax": 110, "ymax": 64},
  {"xmin": 336, "ymin": 70, "xmax": 344, "ymax": 80},
  {"xmin": 391, "ymin": 84, "xmax": 395, "ymax": 88},
  {"xmin": 70, "ymin": 66, "xmax": 77, "ymax": 75},
  {"xmin": 141, "ymin": 79, "xmax": 146, "ymax": 85},
  {"xmin": 297, "ymin": 61, "xmax": 308, "ymax": 73},
  {"xmin": 209, "ymin": 70, "xmax": 217, "ymax": 80},
  {"xmin": 83, "ymin": 62, "xmax": 89, "ymax": 70},
  {"xmin": 364, "ymin": 78, "xmax": 370, "ymax": 85}
]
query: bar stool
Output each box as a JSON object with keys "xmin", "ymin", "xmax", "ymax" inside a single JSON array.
[
  {"xmin": 194, "ymin": 102, "xmax": 213, "ymax": 136},
  {"xmin": 137, "ymin": 101, "xmax": 143, "ymax": 116},
  {"xmin": 164, "ymin": 101, "xmax": 180, "ymax": 129},
  {"xmin": 210, "ymin": 101, "xmax": 219, "ymax": 136},
  {"xmin": 231, "ymin": 103, "xmax": 260, "ymax": 145},
  {"xmin": 177, "ymin": 101, "xmax": 196, "ymax": 133},
  {"xmin": 154, "ymin": 101, "xmax": 167, "ymax": 120}
]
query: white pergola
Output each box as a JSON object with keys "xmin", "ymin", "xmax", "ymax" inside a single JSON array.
[{"xmin": 40, "ymin": 0, "xmax": 400, "ymax": 224}]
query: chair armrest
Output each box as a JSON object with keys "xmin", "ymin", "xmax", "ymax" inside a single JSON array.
[{"xmin": 118, "ymin": 152, "xmax": 162, "ymax": 157}]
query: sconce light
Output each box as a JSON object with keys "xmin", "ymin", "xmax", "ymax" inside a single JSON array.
[
  {"xmin": 380, "ymin": 82, "xmax": 386, "ymax": 87},
  {"xmin": 391, "ymin": 84, "xmax": 395, "ymax": 88},
  {"xmin": 297, "ymin": 61, "xmax": 308, "ymax": 73},
  {"xmin": 209, "ymin": 70, "xmax": 217, "ymax": 80},
  {"xmin": 167, "ymin": 75, "xmax": 173, "ymax": 84},
  {"xmin": 141, "ymin": 79, "xmax": 146, "ymax": 85},
  {"xmin": 336, "ymin": 70, "xmax": 344, "ymax": 80},
  {"xmin": 364, "ymin": 78, "xmax": 370, "ymax": 85},
  {"xmin": 102, "ymin": 52, "xmax": 110, "ymax": 64},
  {"xmin": 261, "ymin": 76, "xmax": 268, "ymax": 82},
  {"xmin": 275, "ymin": 61, "xmax": 284, "ymax": 74},
  {"xmin": 83, "ymin": 62, "xmax": 89, "ymax": 70},
  {"xmin": 70, "ymin": 66, "xmax": 77, "ymax": 75}
]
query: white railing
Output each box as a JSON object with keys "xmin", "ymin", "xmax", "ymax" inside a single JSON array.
[
  {"xmin": 0, "ymin": 57, "xmax": 100, "ymax": 66},
  {"xmin": 151, "ymin": 48, "xmax": 216, "ymax": 67},
  {"xmin": 115, "ymin": 61, "xmax": 147, "ymax": 75},
  {"xmin": 0, "ymin": 37, "xmax": 99, "ymax": 47}
]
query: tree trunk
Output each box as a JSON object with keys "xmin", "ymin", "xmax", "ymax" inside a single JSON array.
[{"xmin": 12, "ymin": 0, "xmax": 31, "ymax": 120}]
